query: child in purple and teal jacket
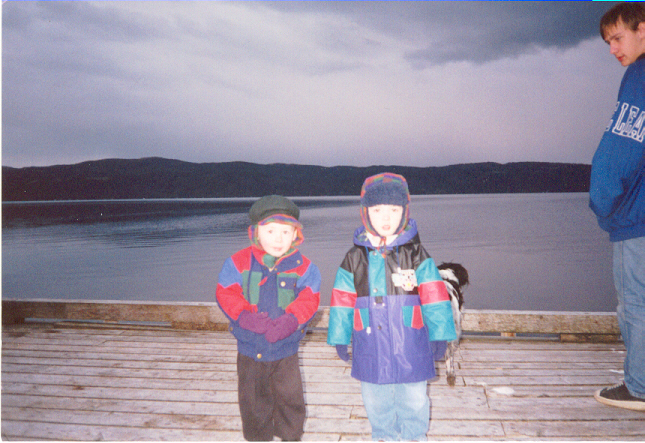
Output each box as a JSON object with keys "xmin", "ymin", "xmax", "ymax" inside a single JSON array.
[{"xmin": 327, "ymin": 173, "xmax": 456, "ymax": 441}]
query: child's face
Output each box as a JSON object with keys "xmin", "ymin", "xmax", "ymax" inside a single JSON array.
[
  {"xmin": 604, "ymin": 20, "xmax": 645, "ymax": 66},
  {"xmin": 368, "ymin": 204, "xmax": 403, "ymax": 237},
  {"xmin": 257, "ymin": 222, "xmax": 298, "ymax": 258}
]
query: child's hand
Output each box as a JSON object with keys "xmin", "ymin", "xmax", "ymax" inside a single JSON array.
[
  {"xmin": 336, "ymin": 345, "xmax": 350, "ymax": 362},
  {"xmin": 264, "ymin": 313, "xmax": 299, "ymax": 343},
  {"xmin": 238, "ymin": 310, "xmax": 272, "ymax": 334},
  {"xmin": 430, "ymin": 341, "xmax": 448, "ymax": 360}
]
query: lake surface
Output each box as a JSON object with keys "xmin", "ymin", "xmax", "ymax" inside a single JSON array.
[{"xmin": 2, "ymin": 193, "xmax": 616, "ymax": 312}]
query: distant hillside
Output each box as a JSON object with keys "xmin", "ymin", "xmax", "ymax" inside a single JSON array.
[{"xmin": 2, "ymin": 157, "xmax": 591, "ymax": 201}]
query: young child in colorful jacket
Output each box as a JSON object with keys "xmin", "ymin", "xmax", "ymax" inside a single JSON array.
[
  {"xmin": 216, "ymin": 195, "xmax": 321, "ymax": 441},
  {"xmin": 327, "ymin": 173, "xmax": 456, "ymax": 441}
]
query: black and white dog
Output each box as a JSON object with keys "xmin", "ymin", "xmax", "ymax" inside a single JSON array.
[{"xmin": 437, "ymin": 262, "xmax": 469, "ymax": 386}]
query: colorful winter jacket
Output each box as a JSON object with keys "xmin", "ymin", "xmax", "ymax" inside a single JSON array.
[
  {"xmin": 327, "ymin": 219, "xmax": 456, "ymax": 384},
  {"xmin": 217, "ymin": 245, "xmax": 321, "ymax": 362},
  {"xmin": 590, "ymin": 55, "xmax": 645, "ymax": 242}
]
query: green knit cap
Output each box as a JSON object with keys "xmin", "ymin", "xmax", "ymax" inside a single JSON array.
[{"xmin": 249, "ymin": 195, "xmax": 300, "ymax": 224}]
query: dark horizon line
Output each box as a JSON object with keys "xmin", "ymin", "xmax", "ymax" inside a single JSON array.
[{"xmin": 1, "ymin": 155, "xmax": 593, "ymax": 170}]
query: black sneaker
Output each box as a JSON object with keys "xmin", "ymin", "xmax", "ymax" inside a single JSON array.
[{"xmin": 594, "ymin": 382, "xmax": 645, "ymax": 411}]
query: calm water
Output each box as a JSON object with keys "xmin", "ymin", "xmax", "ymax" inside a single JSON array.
[{"xmin": 2, "ymin": 194, "xmax": 615, "ymax": 312}]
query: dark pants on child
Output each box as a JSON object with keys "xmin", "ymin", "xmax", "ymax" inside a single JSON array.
[{"xmin": 237, "ymin": 352, "xmax": 306, "ymax": 441}]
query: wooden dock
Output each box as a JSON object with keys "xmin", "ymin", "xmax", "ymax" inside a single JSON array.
[{"xmin": 2, "ymin": 300, "xmax": 644, "ymax": 440}]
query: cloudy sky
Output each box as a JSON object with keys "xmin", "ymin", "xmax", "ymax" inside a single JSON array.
[{"xmin": 2, "ymin": 1, "xmax": 626, "ymax": 168}]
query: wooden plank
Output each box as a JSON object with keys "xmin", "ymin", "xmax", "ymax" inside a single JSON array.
[
  {"xmin": 3, "ymin": 300, "xmax": 620, "ymax": 336},
  {"xmin": 482, "ymin": 384, "xmax": 618, "ymax": 398},
  {"xmin": 2, "ymin": 299, "xmax": 230, "ymax": 330},
  {"xmin": 1, "ymin": 393, "xmax": 242, "ymax": 416},
  {"xmin": 1, "ymin": 407, "xmax": 244, "ymax": 432},
  {"xmin": 484, "ymin": 397, "xmax": 645, "ymax": 421},
  {"xmin": 462, "ymin": 374, "xmax": 623, "ymax": 387},
  {"xmin": 461, "ymin": 309, "xmax": 620, "ymax": 334},
  {"xmin": 428, "ymin": 420, "xmax": 506, "ymax": 439},
  {"xmin": 458, "ymin": 339, "xmax": 626, "ymax": 351},
  {"xmin": 458, "ymin": 348, "xmax": 625, "ymax": 363},
  {"xmin": 2, "ymin": 359, "xmax": 238, "ymax": 373},
  {"xmin": 442, "ymin": 367, "xmax": 624, "ymax": 377},
  {"xmin": 503, "ymin": 419, "xmax": 645, "ymax": 439},
  {"xmin": 0, "ymin": 420, "xmax": 248, "ymax": 441}
]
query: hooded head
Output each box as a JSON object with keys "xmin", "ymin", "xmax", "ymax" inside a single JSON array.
[
  {"xmin": 248, "ymin": 195, "xmax": 304, "ymax": 256},
  {"xmin": 360, "ymin": 172, "xmax": 410, "ymax": 238}
]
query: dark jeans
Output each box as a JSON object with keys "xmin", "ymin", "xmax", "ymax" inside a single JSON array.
[{"xmin": 237, "ymin": 352, "xmax": 306, "ymax": 441}]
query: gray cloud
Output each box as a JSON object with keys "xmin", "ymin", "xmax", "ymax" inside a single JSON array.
[
  {"xmin": 263, "ymin": 1, "xmax": 615, "ymax": 66},
  {"xmin": 1, "ymin": 1, "xmax": 625, "ymax": 169}
]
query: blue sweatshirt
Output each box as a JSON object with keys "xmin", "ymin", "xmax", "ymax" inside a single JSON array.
[{"xmin": 589, "ymin": 55, "xmax": 645, "ymax": 242}]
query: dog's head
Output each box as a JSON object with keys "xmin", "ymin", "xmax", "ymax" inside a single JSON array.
[
  {"xmin": 438, "ymin": 262, "xmax": 469, "ymax": 287},
  {"xmin": 437, "ymin": 262, "xmax": 469, "ymax": 310}
]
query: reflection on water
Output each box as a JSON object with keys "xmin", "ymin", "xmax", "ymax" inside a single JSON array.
[{"xmin": 2, "ymin": 194, "xmax": 615, "ymax": 312}]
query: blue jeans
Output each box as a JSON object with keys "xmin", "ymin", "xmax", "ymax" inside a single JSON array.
[
  {"xmin": 613, "ymin": 236, "xmax": 645, "ymax": 399},
  {"xmin": 361, "ymin": 381, "xmax": 430, "ymax": 441}
]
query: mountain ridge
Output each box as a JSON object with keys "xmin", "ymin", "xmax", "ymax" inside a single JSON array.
[{"xmin": 2, "ymin": 157, "xmax": 591, "ymax": 201}]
